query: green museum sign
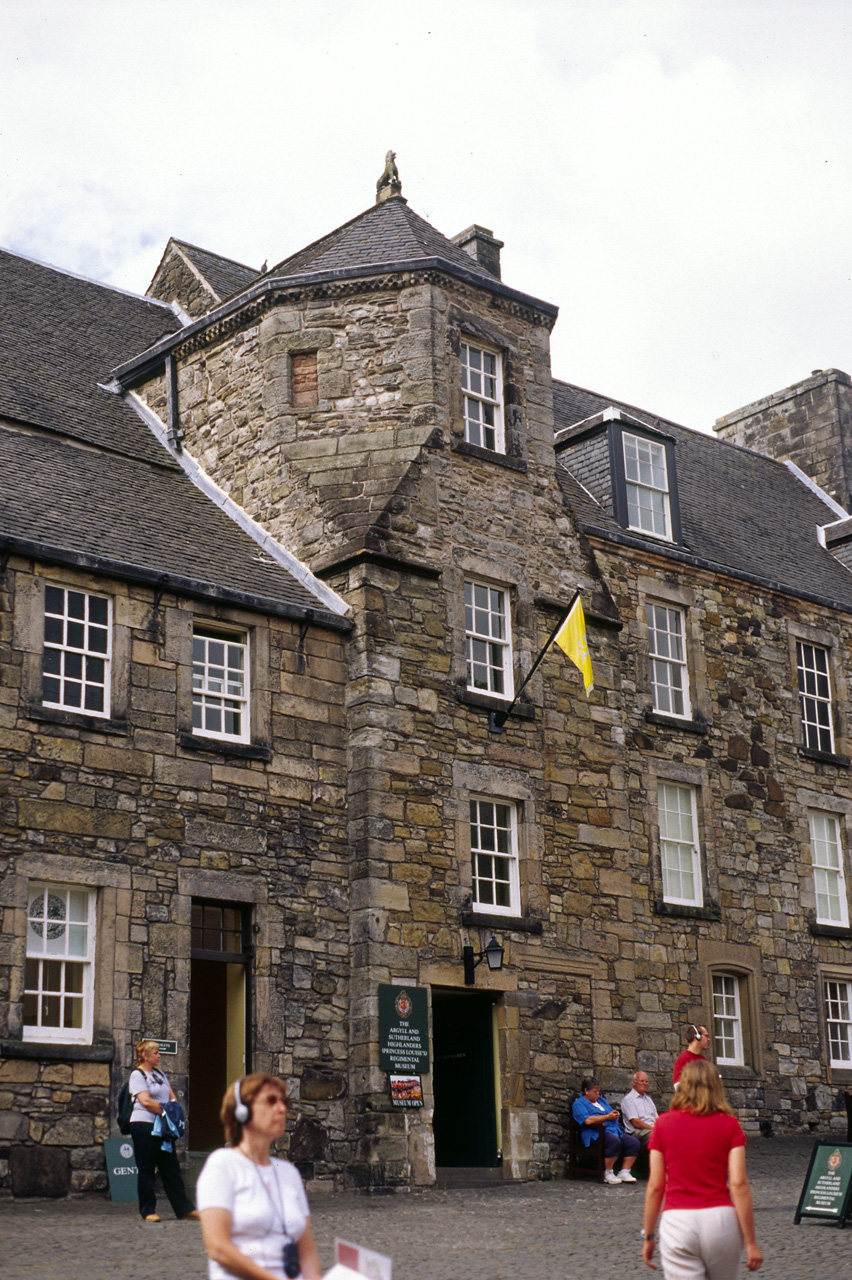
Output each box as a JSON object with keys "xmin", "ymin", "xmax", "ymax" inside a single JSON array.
[{"xmin": 795, "ymin": 1140, "xmax": 852, "ymax": 1227}]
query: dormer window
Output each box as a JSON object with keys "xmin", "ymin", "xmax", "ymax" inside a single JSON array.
[
  {"xmin": 602, "ymin": 418, "xmax": 682, "ymax": 544},
  {"xmin": 623, "ymin": 432, "xmax": 672, "ymax": 538}
]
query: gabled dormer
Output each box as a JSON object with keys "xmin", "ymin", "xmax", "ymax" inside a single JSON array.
[{"xmin": 555, "ymin": 406, "xmax": 683, "ymax": 545}]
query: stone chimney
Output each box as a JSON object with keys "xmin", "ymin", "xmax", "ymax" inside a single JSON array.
[
  {"xmin": 451, "ymin": 224, "xmax": 504, "ymax": 279},
  {"xmin": 714, "ymin": 368, "xmax": 852, "ymax": 511}
]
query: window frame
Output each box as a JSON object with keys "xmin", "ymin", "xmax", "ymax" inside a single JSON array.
[
  {"xmin": 809, "ymin": 810, "xmax": 850, "ymax": 927},
  {"xmin": 712, "ymin": 972, "xmax": 745, "ymax": 1066},
  {"xmin": 23, "ymin": 883, "xmax": 96, "ymax": 1045},
  {"xmin": 647, "ymin": 601, "xmax": 691, "ymax": 719},
  {"xmin": 469, "ymin": 796, "xmax": 520, "ymax": 917},
  {"xmin": 609, "ymin": 423, "xmax": 682, "ymax": 544},
  {"xmin": 464, "ymin": 578, "xmax": 513, "ymax": 701},
  {"xmin": 797, "ymin": 641, "xmax": 835, "ymax": 754},
  {"xmin": 657, "ymin": 781, "xmax": 704, "ymax": 908},
  {"xmin": 824, "ymin": 977, "xmax": 852, "ymax": 1069},
  {"xmin": 42, "ymin": 584, "xmax": 112, "ymax": 718},
  {"xmin": 622, "ymin": 431, "xmax": 672, "ymax": 540},
  {"xmin": 460, "ymin": 340, "xmax": 505, "ymax": 454},
  {"xmin": 192, "ymin": 623, "xmax": 251, "ymax": 744}
]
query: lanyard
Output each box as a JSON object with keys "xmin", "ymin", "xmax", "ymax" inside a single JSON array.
[{"xmin": 250, "ymin": 1158, "xmax": 291, "ymax": 1243}]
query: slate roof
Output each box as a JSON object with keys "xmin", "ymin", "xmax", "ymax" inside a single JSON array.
[
  {"xmin": 264, "ymin": 196, "xmax": 501, "ymax": 284},
  {"xmin": 0, "ymin": 249, "xmax": 346, "ymax": 622},
  {"xmin": 0, "ymin": 248, "xmax": 182, "ymax": 466},
  {"xmin": 554, "ymin": 378, "xmax": 852, "ymax": 612},
  {"xmin": 175, "ymin": 240, "xmax": 259, "ymax": 302}
]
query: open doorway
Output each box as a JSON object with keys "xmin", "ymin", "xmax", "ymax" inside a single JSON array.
[
  {"xmin": 189, "ymin": 900, "xmax": 250, "ymax": 1149},
  {"xmin": 431, "ymin": 989, "xmax": 500, "ymax": 1167}
]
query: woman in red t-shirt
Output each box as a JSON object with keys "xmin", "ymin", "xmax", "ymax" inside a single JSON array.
[{"xmin": 641, "ymin": 1059, "xmax": 762, "ymax": 1278}]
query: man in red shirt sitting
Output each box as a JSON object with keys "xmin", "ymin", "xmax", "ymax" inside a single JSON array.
[{"xmin": 673, "ymin": 1023, "xmax": 711, "ymax": 1085}]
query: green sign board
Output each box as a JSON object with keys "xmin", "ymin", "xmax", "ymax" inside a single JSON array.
[
  {"xmin": 794, "ymin": 1140, "xmax": 852, "ymax": 1227},
  {"xmin": 103, "ymin": 1136, "xmax": 139, "ymax": 1203},
  {"xmin": 148, "ymin": 1038, "xmax": 177, "ymax": 1055},
  {"xmin": 378, "ymin": 984, "xmax": 429, "ymax": 1074}
]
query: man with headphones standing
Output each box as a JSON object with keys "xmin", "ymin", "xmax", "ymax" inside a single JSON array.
[{"xmin": 673, "ymin": 1023, "xmax": 711, "ymax": 1086}]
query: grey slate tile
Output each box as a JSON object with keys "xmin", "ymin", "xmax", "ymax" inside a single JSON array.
[{"xmin": 554, "ymin": 377, "xmax": 852, "ymax": 611}]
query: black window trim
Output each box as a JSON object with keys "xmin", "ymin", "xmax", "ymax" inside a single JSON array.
[{"xmin": 608, "ymin": 421, "xmax": 683, "ymax": 545}]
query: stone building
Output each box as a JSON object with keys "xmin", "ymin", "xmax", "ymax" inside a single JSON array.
[{"xmin": 3, "ymin": 167, "xmax": 852, "ymax": 1197}]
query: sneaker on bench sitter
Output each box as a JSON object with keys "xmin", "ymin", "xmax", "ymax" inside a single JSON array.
[
  {"xmin": 604, "ymin": 1170, "xmax": 621, "ymax": 1185},
  {"xmin": 618, "ymin": 1168, "xmax": 637, "ymax": 1182}
]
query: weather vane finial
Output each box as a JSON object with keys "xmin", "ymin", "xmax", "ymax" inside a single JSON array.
[{"xmin": 376, "ymin": 150, "xmax": 403, "ymax": 204}]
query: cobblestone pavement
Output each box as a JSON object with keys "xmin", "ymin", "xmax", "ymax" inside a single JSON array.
[{"xmin": 1, "ymin": 1135, "xmax": 849, "ymax": 1279}]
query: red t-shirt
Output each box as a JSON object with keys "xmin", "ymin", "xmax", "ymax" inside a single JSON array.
[
  {"xmin": 672, "ymin": 1048, "xmax": 707, "ymax": 1084},
  {"xmin": 649, "ymin": 1109, "xmax": 746, "ymax": 1210}
]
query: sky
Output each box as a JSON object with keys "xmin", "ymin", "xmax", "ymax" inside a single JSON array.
[{"xmin": 2, "ymin": 0, "xmax": 851, "ymax": 431}]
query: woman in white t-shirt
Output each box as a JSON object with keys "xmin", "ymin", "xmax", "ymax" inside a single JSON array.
[
  {"xmin": 128, "ymin": 1038, "xmax": 197, "ymax": 1222},
  {"xmin": 197, "ymin": 1074, "xmax": 322, "ymax": 1280}
]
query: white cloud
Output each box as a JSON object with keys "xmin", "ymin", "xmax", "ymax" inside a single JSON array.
[{"xmin": 2, "ymin": 0, "xmax": 852, "ymax": 427}]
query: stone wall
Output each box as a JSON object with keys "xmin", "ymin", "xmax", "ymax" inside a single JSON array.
[
  {"xmin": 596, "ymin": 542, "xmax": 852, "ymax": 1131},
  {"xmin": 147, "ymin": 245, "xmax": 219, "ymax": 318},
  {"xmin": 0, "ymin": 555, "xmax": 350, "ymax": 1195}
]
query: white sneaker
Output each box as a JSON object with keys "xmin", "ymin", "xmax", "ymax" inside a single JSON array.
[
  {"xmin": 604, "ymin": 1170, "xmax": 621, "ymax": 1185},
  {"xmin": 618, "ymin": 1169, "xmax": 637, "ymax": 1182}
]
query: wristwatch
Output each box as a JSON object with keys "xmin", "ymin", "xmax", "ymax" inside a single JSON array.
[{"xmin": 642, "ymin": 1233, "xmax": 655, "ymax": 1240}]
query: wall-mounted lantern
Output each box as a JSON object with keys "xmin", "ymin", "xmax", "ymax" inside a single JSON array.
[{"xmin": 462, "ymin": 934, "xmax": 505, "ymax": 985}]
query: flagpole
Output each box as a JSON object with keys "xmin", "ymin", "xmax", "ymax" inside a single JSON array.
[{"xmin": 489, "ymin": 588, "xmax": 581, "ymax": 731}]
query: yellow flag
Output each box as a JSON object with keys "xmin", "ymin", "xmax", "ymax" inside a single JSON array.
[{"xmin": 554, "ymin": 597, "xmax": 594, "ymax": 696}]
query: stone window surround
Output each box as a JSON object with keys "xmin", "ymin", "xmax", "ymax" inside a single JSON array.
[
  {"xmin": 15, "ymin": 567, "xmax": 131, "ymax": 732},
  {"xmin": 4, "ymin": 854, "xmax": 129, "ymax": 1052},
  {"xmin": 788, "ymin": 618, "xmax": 847, "ymax": 759},
  {"xmin": 819, "ymin": 963, "xmax": 852, "ymax": 1081},
  {"xmin": 257, "ymin": 314, "xmax": 336, "ymax": 413},
  {"xmin": 452, "ymin": 761, "xmax": 543, "ymax": 931},
  {"xmin": 447, "ymin": 307, "xmax": 526, "ymax": 464},
  {"xmin": 697, "ymin": 938, "xmax": 764, "ymax": 1079},
  {"xmin": 175, "ymin": 605, "xmax": 271, "ymax": 753},
  {"xmin": 635, "ymin": 576, "xmax": 710, "ymax": 727},
  {"xmin": 647, "ymin": 759, "xmax": 717, "ymax": 918}
]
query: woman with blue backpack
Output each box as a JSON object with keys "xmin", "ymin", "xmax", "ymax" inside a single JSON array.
[{"xmin": 128, "ymin": 1038, "xmax": 198, "ymax": 1223}]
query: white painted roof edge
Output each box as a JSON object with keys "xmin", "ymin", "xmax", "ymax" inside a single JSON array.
[
  {"xmin": 784, "ymin": 459, "xmax": 849, "ymax": 544},
  {"xmin": 125, "ymin": 391, "xmax": 350, "ymax": 617}
]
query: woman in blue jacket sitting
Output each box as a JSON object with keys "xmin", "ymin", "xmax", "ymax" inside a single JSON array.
[{"xmin": 573, "ymin": 1076, "xmax": 640, "ymax": 1185}]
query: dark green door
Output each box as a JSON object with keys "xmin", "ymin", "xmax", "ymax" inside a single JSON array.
[{"xmin": 432, "ymin": 990, "xmax": 498, "ymax": 1167}]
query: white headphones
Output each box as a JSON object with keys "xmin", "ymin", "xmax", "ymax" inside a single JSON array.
[{"xmin": 234, "ymin": 1077, "xmax": 250, "ymax": 1124}]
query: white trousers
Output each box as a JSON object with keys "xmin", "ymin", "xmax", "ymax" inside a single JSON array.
[{"xmin": 659, "ymin": 1206, "xmax": 743, "ymax": 1280}]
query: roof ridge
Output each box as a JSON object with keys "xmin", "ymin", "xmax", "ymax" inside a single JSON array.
[
  {"xmin": 172, "ymin": 238, "xmax": 258, "ymax": 273},
  {"xmin": 0, "ymin": 244, "xmax": 175, "ymax": 312}
]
